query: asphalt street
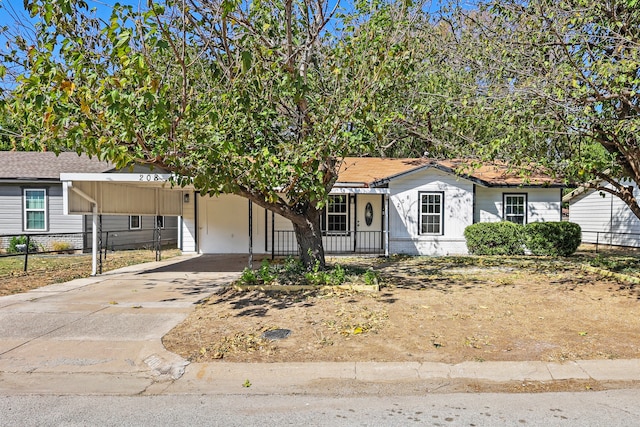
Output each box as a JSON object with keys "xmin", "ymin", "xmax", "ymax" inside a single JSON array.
[{"xmin": 1, "ymin": 390, "xmax": 639, "ymax": 426}]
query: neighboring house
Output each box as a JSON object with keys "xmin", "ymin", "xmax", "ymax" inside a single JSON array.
[
  {"xmin": 0, "ymin": 151, "xmax": 178, "ymax": 252},
  {"xmin": 564, "ymin": 180, "xmax": 640, "ymax": 248},
  {"xmin": 61, "ymin": 157, "xmax": 563, "ymax": 258}
]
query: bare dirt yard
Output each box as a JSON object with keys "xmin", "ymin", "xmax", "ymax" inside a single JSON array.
[
  {"xmin": 164, "ymin": 250, "xmax": 640, "ymax": 370},
  {"xmin": 0, "ymin": 249, "xmax": 181, "ymax": 296}
]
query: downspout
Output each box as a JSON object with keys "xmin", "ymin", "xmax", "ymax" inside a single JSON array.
[
  {"xmin": 352, "ymin": 194, "xmax": 357, "ymax": 252},
  {"xmin": 248, "ymin": 200, "xmax": 253, "ymax": 269},
  {"xmin": 67, "ymin": 182, "xmax": 99, "ymax": 276},
  {"xmin": 559, "ymin": 188, "xmax": 563, "ymax": 221}
]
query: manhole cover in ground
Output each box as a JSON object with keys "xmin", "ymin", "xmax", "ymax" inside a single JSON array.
[{"xmin": 262, "ymin": 329, "xmax": 292, "ymax": 340}]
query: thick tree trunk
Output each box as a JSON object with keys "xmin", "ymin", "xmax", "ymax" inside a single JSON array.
[
  {"xmin": 235, "ymin": 188, "xmax": 328, "ymax": 270},
  {"xmin": 291, "ymin": 208, "xmax": 326, "ymax": 270}
]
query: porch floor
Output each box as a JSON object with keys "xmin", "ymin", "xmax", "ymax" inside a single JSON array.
[{"xmin": 147, "ymin": 254, "xmax": 272, "ymax": 273}]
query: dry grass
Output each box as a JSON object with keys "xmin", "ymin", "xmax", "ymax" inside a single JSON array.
[
  {"xmin": 0, "ymin": 249, "xmax": 181, "ymax": 296},
  {"xmin": 164, "ymin": 251, "xmax": 640, "ymax": 364}
]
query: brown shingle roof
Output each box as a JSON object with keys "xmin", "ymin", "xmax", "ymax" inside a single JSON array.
[
  {"xmin": 0, "ymin": 151, "xmax": 113, "ymax": 179},
  {"xmin": 337, "ymin": 157, "xmax": 431, "ymax": 184},
  {"xmin": 337, "ymin": 157, "xmax": 561, "ymax": 187}
]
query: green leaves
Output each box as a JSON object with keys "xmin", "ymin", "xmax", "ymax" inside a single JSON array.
[
  {"xmin": 241, "ymin": 51, "xmax": 252, "ymax": 73},
  {"xmin": 4, "ymin": 0, "xmax": 432, "ymax": 266}
]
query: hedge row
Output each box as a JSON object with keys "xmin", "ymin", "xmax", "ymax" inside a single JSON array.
[{"xmin": 464, "ymin": 221, "xmax": 581, "ymax": 257}]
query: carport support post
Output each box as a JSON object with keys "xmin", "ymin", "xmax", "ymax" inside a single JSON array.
[
  {"xmin": 98, "ymin": 214, "xmax": 103, "ymax": 275},
  {"xmin": 91, "ymin": 205, "xmax": 98, "ymax": 276}
]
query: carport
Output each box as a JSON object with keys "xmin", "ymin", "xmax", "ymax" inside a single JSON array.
[
  {"xmin": 60, "ymin": 172, "xmax": 192, "ymax": 276},
  {"xmin": 60, "ymin": 168, "xmax": 391, "ymax": 276}
]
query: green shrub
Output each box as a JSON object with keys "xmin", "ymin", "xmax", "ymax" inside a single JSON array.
[
  {"xmin": 258, "ymin": 259, "xmax": 276, "ymax": 284},
  {"xmin": 239, "ymin": 267, "xmax": 258, "ymax": 285},
  {"xmin": 282, "ymin": 256, "xmax": 304, "ymax": 274},
  {"xmin": 524, "ymin": 222, "xmax": 581, "ymax": 257},
  {"xmin": 8, "ymin": 236, "xmax": 38, "ymax": 254},
  {"xmin": 362, "ymin": 269, "xmax": 380, "ymax": 286},
  {"xmin": 304, "ymin": 262, "xmax": 347, "ymax": 286},
  {"xmin": 464, "ymin": 222, "xmax": 525, "ymax": 255}
]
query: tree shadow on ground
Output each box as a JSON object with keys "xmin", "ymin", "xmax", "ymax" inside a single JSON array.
[
  {"xmin": 202, "ymin": 253, "xmax": 640, "ymax": 318},
  {"xmin": 207, "ymin": 287, "xmax": 324, "ymax": 318}
]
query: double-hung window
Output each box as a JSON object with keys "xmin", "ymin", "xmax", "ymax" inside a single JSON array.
[
  {"xmin": 156, "ymin": 215, "xmax": 165, "ymax": 229},
  {"xmin": 24, "ymin": 189, "xmax": 47, "ymax": 231},
  {"xmin": 326, "ymin": 195, "xmax": 348, "ymax": 234},
  {"xmin": 129, "ymin": 215, "xmax": 142, "ymax": 230},
  {"xmin": 419, "ymin": 192, "xmax": 443, "ymax": 235},
  {"xmin": 504, "ymin": 194, "xmax": 527, "ymax": 224}
]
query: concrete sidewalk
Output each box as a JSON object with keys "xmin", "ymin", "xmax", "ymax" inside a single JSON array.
[{"xmin": 1, "ymin": 254, "xmax": 639, "ymax": 395}]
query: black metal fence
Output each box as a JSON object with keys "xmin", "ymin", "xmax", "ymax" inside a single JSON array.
[
  {"xmin": 271, "ymin": 230, "xmax": 385, "ymax": 258},
  {"xmin": 0, "ymin": 228, "xmax": 178, "ymax": 273}
]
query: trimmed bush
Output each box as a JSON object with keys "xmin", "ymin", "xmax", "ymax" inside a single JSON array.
[
  {"xmin": 524, "ymin": 222, "xmax": 581, "ymax": 257},
  {"xmin": 464, "ymin": 222, "xmax": 525, "ymax": 256}
]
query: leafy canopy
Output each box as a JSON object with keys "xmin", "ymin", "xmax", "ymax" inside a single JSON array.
[{"xmin": 3, "ymin": 0, "xmax": 426, "ymax": 267}]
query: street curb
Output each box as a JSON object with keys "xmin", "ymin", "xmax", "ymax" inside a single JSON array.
[{"xmin": 155, "ymin": 359, "xmax": 640, "ymax": 395}]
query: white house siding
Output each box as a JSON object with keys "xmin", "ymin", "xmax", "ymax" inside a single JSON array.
[
  {"xmin": 0, "ymin": 183, "xmax": 84, "ymax": 250},
  {"xmin": 388, "ymin": 168, "xmax": 474, "ymax": 256},
  {"xmin": 569, "ymin": 182, "xmax": 640, "ymax": 247},
  {"xmin": 475, "ymin": 187, "xmax": 562, "ymax": 224}
]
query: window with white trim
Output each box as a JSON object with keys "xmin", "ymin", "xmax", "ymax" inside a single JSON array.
[
  {"xmin": 326, "ymin": 195, "xmax": 348, "ymax": 233},
  {"xmin": 24, "ymin": 189, "xmax": 47, "ymax": 231},
  {"xmin": 129, "ymin": 215, "xmax": 141, "ymax": 230},
  {"xmin": 504, "ymin": 194, "xmax": 527, "ymax": 224},
  {"xmin": 419, "ymin": 192, "xmax": 443, "ymax": 235},
  {"xmin": 156, "ymin": 216, "xmax": 165, "ymax": 229}
]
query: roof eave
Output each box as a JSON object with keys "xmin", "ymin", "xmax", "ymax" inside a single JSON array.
[
  {"xmin": 485, "ymin": 183, "xmax": 565, "ymax": 188},
  {"xmin": 0, "ymin": 178, "xmax": 61, "ymax": 183}
]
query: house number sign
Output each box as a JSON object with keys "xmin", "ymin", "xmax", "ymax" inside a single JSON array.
[
  {"xmin": 365, "ymin": 202, "xmax": 374, "ymax": 226},
  {"xmin": 138, "ymin": 174, "xmax": 166, "ymax": 182}
]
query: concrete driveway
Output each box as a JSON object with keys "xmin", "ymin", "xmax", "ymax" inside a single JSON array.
[{"xmin": 0, "ymin": 254, "xmax": 244, "ymax": 394}]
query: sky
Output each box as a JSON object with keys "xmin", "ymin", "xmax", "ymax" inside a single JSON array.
[
  {"xmin": 0, "ymin": 0, "xmax": 450, "ymax": 29},
  {"xmin": 0, "ymin": 0, "xmax": 151, "ymax": 35}
]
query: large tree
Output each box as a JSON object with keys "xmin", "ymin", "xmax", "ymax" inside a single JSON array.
[
  {"xmin": 432, "ymin": 1, "xmax": 640, "ymax": 213},
  {"xmin": 3, "ymin": 0, "xmax": 423, "ymax": 268}
]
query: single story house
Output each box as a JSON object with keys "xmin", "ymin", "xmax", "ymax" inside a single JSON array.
[
  {"xmin": 60, "ymin": 157, "xmax": 563, "ymax": 272},
  {"xmin": 563, "ymin": 179, "xmax": 640, "ymax": 248},
  {"xmin": 0, "ymin": 151, "xmax": 178, "ymax": 252}
]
